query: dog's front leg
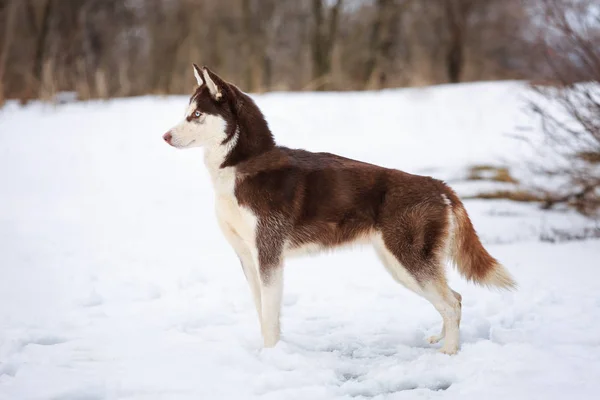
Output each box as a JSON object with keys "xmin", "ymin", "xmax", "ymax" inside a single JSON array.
[
  {"xmin": 258, "ymin": 261, "xmax": 283, "ymax": 348},
  {"xmin": 216, "ymin": 215, "xmax": 262, "ymax": 322}
]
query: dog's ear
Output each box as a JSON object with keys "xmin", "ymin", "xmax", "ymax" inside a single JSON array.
[
  {"xmin": 201, "ymin": 66, "xmax": 224, "ymax": 101},
  {"xmin": 192, "ymin": 63, "xmax": 204, "ymax": 86}
]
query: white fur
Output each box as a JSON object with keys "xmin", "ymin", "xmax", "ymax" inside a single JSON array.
[
  {"xmin": 283, "ymin": 242, "xmax": 323, "ymax": 258},
  {"xmin": 441, "ymin": 192, "xmax": 455, "ymax": 264},
  {"xmin": 203, "ymin": 132, "xmax": 238, "ymax": 194},
  {"xmin": 216, "ymin": 207, "xmax": 262, "ymax": 321},
  {"xmin": 260, "ymin": 266, "xmax": 283, "ymax": 348},
  {"xmin": 168, "ymin": 112, "xmax": 226, "ymax": 149},
  {"xmin": 441, "ymin": 193, "xmax": 452, "ymax": 206},
  {"xmin": 420, "ymin": 282, "xmax": 461, "ymax": 354},
  {"xmin": 217, "ymin": 196, "xmax": 257, "ymax": 248},
  {"xmin": 283, "ymin": 232, "xmax": 374, "ymax": 259}
]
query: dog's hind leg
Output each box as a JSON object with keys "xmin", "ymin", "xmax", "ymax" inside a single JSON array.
[
  {"xmin": 374, "ymin": 234, "xmax": 424, "ymax": 294},
  {"xmin": 419, "ymin": 279, "xmax": 462, "ymax": 354},
  {"xmin": 374, "ymin": 229, "xmax": 462, "ymax": 355},
  {"xmin": 426, "ymin": 289, "xmax": 462, "ymax": 344}
]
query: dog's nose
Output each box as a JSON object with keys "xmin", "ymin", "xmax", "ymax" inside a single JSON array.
[{"xmin": 163, "ymin": 131, "xmax": 172, "ymax": 145}]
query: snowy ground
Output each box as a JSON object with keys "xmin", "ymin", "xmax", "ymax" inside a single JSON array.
[{"xmin": 1, "ymin": 81, "xmax": 599, "ymax": 399}]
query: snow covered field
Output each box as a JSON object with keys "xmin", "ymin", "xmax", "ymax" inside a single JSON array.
[{"xmin": 1, "ymin": 81, "xmax": 599, "ymax": 399}]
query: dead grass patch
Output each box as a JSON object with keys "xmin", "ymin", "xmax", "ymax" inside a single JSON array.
[
  {"xmin": 577, "ymin": 151, "xmax": 600, "ymax": 164},
  {"xmin": 466, "ymin": 165, "xmax": 519, "ymax": 184},
  {"xmin": 465, "ymin": 190, "xmax": 543, "ymax": 203}
]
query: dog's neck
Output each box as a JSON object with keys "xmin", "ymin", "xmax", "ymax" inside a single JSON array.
[
  {"xmin": 203, "ymin": 125, "xmax": 239, "ymax": 195},
  {"xmin": 220, "ymin": 90, "xmax": 276, "ymax": 168},
  {"xmin": 204, "ymin": 92, "xmax": 276, "ymax": 194},
  {"xmin": 204, "ymin": 128, "xmax": 275, "ymax": 194}
]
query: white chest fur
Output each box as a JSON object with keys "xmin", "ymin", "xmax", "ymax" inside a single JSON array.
[
  {"xmin": 205, "ymin": 154, "xmax": 256, "ymax": 249},
  {"xmin": 203, "ymin": 127, "xmax": 256, "ymax": 247},
  {"xmin": 204, "ymin": 145, "xmax": 236, "ymax": 193}
]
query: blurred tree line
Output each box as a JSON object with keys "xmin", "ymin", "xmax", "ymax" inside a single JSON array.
[{"xmin": 0, "ymin": 0, "xmax": 589, "ymax": 103}]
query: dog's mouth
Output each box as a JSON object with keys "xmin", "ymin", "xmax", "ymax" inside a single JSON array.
[{"xmin": 173, "ymin": 139, "xmax": 196, "ymax": 149}]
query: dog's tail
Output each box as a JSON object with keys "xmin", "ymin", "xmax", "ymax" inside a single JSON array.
[{"xmin": 445, "ymin": 191, "xmax": 517, "ymax": 290}]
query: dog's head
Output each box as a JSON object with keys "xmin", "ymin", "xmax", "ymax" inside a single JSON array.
[{"xmin": 163, "ymin": 65, "xmax": 237, "ymax": 150}]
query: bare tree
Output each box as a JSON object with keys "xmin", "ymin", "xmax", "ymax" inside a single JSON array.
[
  {"xmin": 310, "ymin": 0, "xmax": 344, "ymax": 90},
  {"xmin": 0, "ymin": 0, "xmax": 19, "ymax": 104},
  {"xmin": 363, "ymin": 0, "xmax": 407, "ymax": 89},
  {"xmin": 24, "ymin": 0, "xmax": 53, "ymax": 99},
  {"xmin": 443, "ymin": 0, "xmax": 475, "ymax": 83},
  {"xmin": 241, "ymin": 0, "xmax": 277, "ymax": 92}
]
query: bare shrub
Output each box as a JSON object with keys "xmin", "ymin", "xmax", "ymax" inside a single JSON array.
[{"xmin": 528, "ymin": 0, "xmax": 600, "ymax": 216}]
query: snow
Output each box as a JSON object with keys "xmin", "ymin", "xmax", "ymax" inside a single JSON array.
[{"xmin": 1, "ymin": 81, "xmax": 599, "ymax": 399}]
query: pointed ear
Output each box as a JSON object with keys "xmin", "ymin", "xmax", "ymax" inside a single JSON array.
[
  {"xmin": 192, "ymin": 63, "xmax": 204, "ymax": 86},
  {"xmin": 201, "ymin": 66, "xmax": 223, "ymax": 101}
]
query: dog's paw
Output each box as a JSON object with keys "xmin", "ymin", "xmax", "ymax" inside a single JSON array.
[
  {"xmin": 262, "ymin": 332, "xmax": 281, "ymax": 348},
  {"xmin": 438, "ymin": 346, "xmax": 458, "ymax": 355},
  {"xmin": 427, "ymin": 334, "xmax": 444, "ymax": 344}
]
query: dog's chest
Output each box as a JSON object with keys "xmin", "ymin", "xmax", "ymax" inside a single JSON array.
[{"xmin": 204, "ymin": 150, "xmax": 257, "ymax": 244}]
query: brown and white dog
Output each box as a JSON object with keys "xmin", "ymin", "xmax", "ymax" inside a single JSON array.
[{"xmin": 163, "ymin": 65, "xmax": 516, "ymax": 355}]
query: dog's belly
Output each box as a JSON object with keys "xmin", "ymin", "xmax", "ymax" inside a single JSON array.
[{"xmin": 283, "ymin": 230, "xmax": 375, "ymax": 259}]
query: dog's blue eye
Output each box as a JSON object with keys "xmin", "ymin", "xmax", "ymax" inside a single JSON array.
[{"xmin": 194, "ymin": 111, "xmax": 201, "ymax": 118}]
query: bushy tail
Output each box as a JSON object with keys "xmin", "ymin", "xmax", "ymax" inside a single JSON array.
[{"xmin": 447, "ymin": 193, "xmax": 517, "ymax": 290}]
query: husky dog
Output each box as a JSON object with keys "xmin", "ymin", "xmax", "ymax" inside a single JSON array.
[{"xmin": 163, "ymin": 65, "xmax": 516, "ymax": 355}]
